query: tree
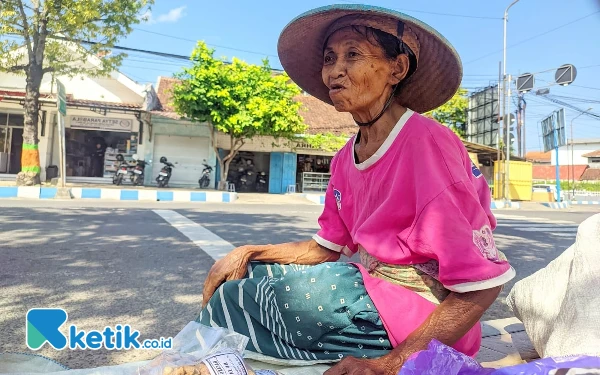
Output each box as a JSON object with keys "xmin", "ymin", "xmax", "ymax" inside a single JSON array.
[
  {"xmin": 0, "ymin": 0, "xmax": 152, "ymax": 185},
  {"xmin": 172, "ymin": 42, "xmax": 306, "ymax": 189},
  {"xmin": 303, "ymin": 132, "xmax": 349, "ymax": 153},
  {"xmin": 426, "ymin": 88, "xmax": 468, "ymax": 138}
]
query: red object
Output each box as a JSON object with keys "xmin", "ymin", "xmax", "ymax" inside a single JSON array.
[{"xmin": 532, "ymin": 165, "xmax": 588, "ymax": 180}]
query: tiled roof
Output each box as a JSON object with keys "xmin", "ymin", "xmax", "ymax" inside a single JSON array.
[
  {"xmin": 0, "ymin": 90, "xmax": 141, "ymax": 109},
  {"xmin": 67, "ymin": 99, "xmax": 141, "ymax": 109},
  {"xmin": 153, "ymin": 76, "xmax": 358, "ymax": 136},
  {"xmin": 526, "ymin": 151, "xmax": 552, "ymax": 163},
  {"xmin": 533, "ymin": 165, "xmax": 588, "ymax": 180},
  {"xmin": 582, "ymin": 150, "xmax": 600, "ymax": 158},
  {"xmin": 580, "ymin": 168, "xmax": 600, "ymax": 181},
  {"xmin": 0, "ymin": 90, "xmax": 53, "ymax": 99},
  {"xmin": 155, "ymin": 77, "xmax": 179, "ymax": 112},
  {"xmin": 150, "ymin": 110, "xmax": 184, "ymax": 120},
  {"xmin": 295, "ymin": 94, "xmax": 356, "ymax": 136}
]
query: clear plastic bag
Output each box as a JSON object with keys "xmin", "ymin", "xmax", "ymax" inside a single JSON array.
[{"xmin": 137, "ymin": 322, "xmax": 281, "ymax": 375}]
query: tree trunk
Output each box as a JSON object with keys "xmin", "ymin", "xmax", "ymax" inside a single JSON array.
[
  {"xmin": 216, "ymin": 135, "xmax": 245, "ymax": 191},
  {"xmin": 16, "ymin": 64, "xmax": 43, "ymax": 186}
]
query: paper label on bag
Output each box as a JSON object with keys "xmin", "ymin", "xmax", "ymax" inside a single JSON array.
[{"xmin": 201, "ymin": 351, "xmax": 249, "ymax": 375}]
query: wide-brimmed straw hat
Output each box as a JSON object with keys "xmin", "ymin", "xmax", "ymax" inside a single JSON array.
[{"xmin": 277, "ymin": 4, "xmax": 463, "ymax": 114}]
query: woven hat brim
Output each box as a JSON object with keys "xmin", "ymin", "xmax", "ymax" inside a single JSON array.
[{"xmin": 277, "ymin": 4, "xmax": 463, "ymax": 114}]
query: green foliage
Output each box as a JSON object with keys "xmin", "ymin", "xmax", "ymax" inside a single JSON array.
[
  {"xmin": 425, "ymin": 88, "xmax": 468, "ymax": 138},
  {"xmin": 172, "ymin": 42, "xmax": 307, "ymax": 187},
  {"xmin": 173, "ymin": 42, "xmax": 306, "ymax": 141},
  {"xmin": 302, "ymin": 133, "xmax": 348, "ymax": 153},
  {"xmin": 0, "ymin": 0, "xmax": 153, "ymax": 77},
  {"xmin": 535, "ymin": 180, "xmax": 600, "ymax": 192}
]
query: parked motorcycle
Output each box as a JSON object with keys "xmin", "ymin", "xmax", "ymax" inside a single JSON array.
[
  {"xmin": 256, "ymin": 171, "xmax": 268, "ymax": 192},
  {"xmin": 237, "ymin": 170, "xmax": 254, "ymax": 192},
  {"xmin": 112, "ymin": 154, "xmax": 130, "ymax": 186},
  {"xmin": 130, "ymin": 154, "xmax": 147, "ymax": 186},
  {"xmin": 198, "ymin": 160, "xmax": 213, "ymax": 189},
  {"xmin": 156, "ymin": 156, "xmax": 175, "ymax": 188}
]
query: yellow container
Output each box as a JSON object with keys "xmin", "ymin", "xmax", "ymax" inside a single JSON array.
[
  {"xmin": 493, "ymin": 161, "xmax": 533, "ymax": 201},
  {"xmin": 468, "ymin": 153, "xmax": 479, "ymax": 166}
]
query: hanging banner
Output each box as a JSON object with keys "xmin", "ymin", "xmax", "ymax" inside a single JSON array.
[{"xmin": 69, "ymin": 116, "xmax": 133, "ymax": 132}]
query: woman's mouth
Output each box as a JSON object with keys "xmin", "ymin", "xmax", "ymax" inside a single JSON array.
[{"xmin": 329, "ymin": 84, "xmax": 345, "ymax": 95}]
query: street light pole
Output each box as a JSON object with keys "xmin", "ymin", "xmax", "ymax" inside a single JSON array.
[
  {"xmin": 502, "ymin": 0, "xmax": 520, "ymax": 202},
  {"xmin": 570, "ymin": 107, "xmax": 593, "ymax": 198}
]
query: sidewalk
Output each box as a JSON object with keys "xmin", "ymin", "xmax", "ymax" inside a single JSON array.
[
  {"xmin": 0, "ymin": 184, "xmax": 237, "ymax": 203},
  {"xmin": 478, "ymin": 317, "xmax": 538, "ymax": 368}
]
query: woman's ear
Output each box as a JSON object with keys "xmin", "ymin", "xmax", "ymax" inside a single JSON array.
[{"xmin": 390, "ymin": 54, "xmax": 410, "ymax": 85}]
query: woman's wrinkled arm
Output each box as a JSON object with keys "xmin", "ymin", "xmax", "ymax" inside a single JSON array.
[
  {"xmin": 202, "ymin": 240, "xmax": 340, "ymax": 307},
  {"xmin": 245, "ymin": 239, "xmax": 341, "ymax": 265},
  {"xmin": 326, "ymin": 286, "xmax": 501, "ymax": 375}
]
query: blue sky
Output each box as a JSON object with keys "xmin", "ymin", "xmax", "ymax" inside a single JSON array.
[
  {"xmin": 117, "ymin": 0, "xmax": 600, "ymax": 152},
  {"xmin": 6, "ymin": 0, "xmax": 600, "ymax": 152}
]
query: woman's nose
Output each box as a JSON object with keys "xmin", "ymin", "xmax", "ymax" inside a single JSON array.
[{"xmin": 329, "ymin": 59, "xmax": 347, "ymax": 79}]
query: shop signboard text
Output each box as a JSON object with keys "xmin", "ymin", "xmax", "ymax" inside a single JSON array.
[{"xmin": 70, "ymin": 116, "xmax": 133, "ymax": 132}]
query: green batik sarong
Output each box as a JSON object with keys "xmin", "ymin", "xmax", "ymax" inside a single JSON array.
[{"xmin": 197, "ymin": 262, "xmax": 392, "ymax": 361}]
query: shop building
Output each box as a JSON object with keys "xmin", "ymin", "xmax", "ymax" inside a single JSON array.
[
  {"xmin": 149, "ymin": 77, "xmax": 216, "ymax": 188},
  {"xmin": 0, "ymin": 49, "xmax": 159, "ymax": 185},
  {"xmin": 214, "ymin": 93, "xmax": 355, "ymax": 194},
  {"xmin": 152, "ymin": 77, "xmax": 351, "ymax": 194},
  {"xmin": 0, "ymin": 96, "xmax": 147, "ymax": 184}
]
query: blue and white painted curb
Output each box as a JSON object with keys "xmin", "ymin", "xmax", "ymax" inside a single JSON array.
[
  {"xmin": 304, "ymin": 194, "xmax": 326, "ymax": 205},
  {"xmin": 541, "ymin": 202, "xmax": 571, "ymax": 209},
  {"xmin": 571, "ymin": 200, "xmax": 600, "ymax": 205},
  {"xmin": 490, "ymin": 201, "xmax": 521, "ymax": 210},
  {"xmin": 0, "ymin": 186, "xmax": 237, "ymax": 203}
]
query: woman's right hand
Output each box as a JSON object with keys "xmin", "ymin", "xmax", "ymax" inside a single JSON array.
[{"xmin": 201, "ymin": 246, "xmax": 253, "ymax": 308}]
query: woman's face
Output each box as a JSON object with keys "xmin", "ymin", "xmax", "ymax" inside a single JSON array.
[{"xmin": 321, "ymin": 27, "xmax": 406, "ymax": 114}]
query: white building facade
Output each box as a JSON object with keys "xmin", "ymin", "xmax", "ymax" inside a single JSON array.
[{"xmin": 550, "ymin": 139, "xmax": 600, "ymax": 166}]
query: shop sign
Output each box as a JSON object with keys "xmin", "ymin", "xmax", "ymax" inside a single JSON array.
[
  {"xmin": 69, "ymin": 116, "xmax": 133, "ymax": 132},
  {"xmin": 295, "ymin": 141, "xmax": 319, "ymax": 150}
]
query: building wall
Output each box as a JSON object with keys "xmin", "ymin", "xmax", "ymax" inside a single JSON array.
[
  {"xmin": 550, "ymin": 143, "xmax": 600, "ymax": 166},
  {"xmin": 144, "ymin": 116, "xmax": 215, "ymax": 185},
  {"xmin": 215, "ymin": 132, "xmax": 338, "ymax": 156}
]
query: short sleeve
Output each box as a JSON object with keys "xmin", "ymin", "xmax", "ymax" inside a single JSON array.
[
  {"xmin": 404, "ymin": 181, "xmax": 515, "ymax": 293},
  {"xmin": 313, "ymin": 157, "xmax": 356, "ymax": 258}
]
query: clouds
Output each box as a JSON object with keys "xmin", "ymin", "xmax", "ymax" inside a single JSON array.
[{"xmin": 142, "ymin": 6, "xmax": 186, "ymax": 25}]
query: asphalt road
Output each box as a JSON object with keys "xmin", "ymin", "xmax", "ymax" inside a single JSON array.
[{"xmin": 0, "ymin": 199, "xmax": 597, "ymax": 369}]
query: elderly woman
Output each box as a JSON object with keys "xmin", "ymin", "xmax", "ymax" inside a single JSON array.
[{"xmin": 198, "ymin": 5, "xmax": 515, "ymax": 374}]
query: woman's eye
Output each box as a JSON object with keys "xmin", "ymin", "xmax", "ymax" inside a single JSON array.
[
  {"xmin": 348, "ymin": 51, "xmax": 358, "ymax": 58},
  {"xmin": 324, "ymin": 55, "xmax": 334, "ymax": 64}
]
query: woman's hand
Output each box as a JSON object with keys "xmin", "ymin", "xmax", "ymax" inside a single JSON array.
[
  {"xmin": 202, "ymin": 246, "xmax": 253, "ymax": 307},
  {"xmin": 324, "ymin": 354, "xmax": 403, "ymax": 375}
]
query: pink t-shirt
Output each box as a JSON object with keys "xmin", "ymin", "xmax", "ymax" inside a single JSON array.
[{"xmin": 313, "ymin": 109, "xmax": 515, "ymax": 356}]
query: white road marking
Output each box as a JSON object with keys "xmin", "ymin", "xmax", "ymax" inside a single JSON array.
[
  {"xmin": 153, "ymin": 209, "xmax": 235, "ymax": 260},
  {"xmin": 516, "ymin": 227, "xmax": 577, "ymax": 232},
  {"xmin": 496, "ymin": 223, "xmax": 578, "ymax": 228},
  {"xmin": 494, "ymin": 215, "xmax": 579, "ymax": 238}
]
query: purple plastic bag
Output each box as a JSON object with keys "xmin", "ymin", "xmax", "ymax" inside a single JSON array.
[
  {"xmin": 399, "ymin": 340, "xmax": 493, "ymax": 375},
  {"xmin": 399, "ymin": 340, "xmax": 600, "ymax": 375}
]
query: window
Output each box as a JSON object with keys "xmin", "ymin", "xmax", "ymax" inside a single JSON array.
[{"xmin": 590, "ymin": 158, "xmax": 600, "ymax": 164}]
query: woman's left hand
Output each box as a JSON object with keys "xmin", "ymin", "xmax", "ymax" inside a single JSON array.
[{"xmin": 323, "ymin": 354, "xmax": 403, "ymax": 375}]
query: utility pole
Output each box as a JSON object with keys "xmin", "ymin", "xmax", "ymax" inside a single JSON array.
[
  {"xmin": 503, "ymin": 0, "xmax": 520, "ymax": 203},
  {"xmin": 522, "ymin": 97, "xmax": 526, "ymax": 158},
  {"xmin": 497, "ymin": 62, "xmax": 502, "ymax": 199},
  {"xmin": 570, "ymin": 107, "xmax": 593, "ymax": 198}
]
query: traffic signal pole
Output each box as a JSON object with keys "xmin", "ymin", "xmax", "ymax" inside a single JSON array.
[{"xmin": 503, "ymin": 0, "xmax": 520, "ymax": 203}]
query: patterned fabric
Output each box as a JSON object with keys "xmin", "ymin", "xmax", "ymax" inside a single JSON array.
[
  {"xmin": 359, "ymin": 248, "xmax": 450, "ymax": 304},
  {"xmin": 197, "ymin": 262, "xmax": 392, "ymax": 361},
  {"xmin": 359, "ymin": 248, "xmax": 509, "ymax": 305}
]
